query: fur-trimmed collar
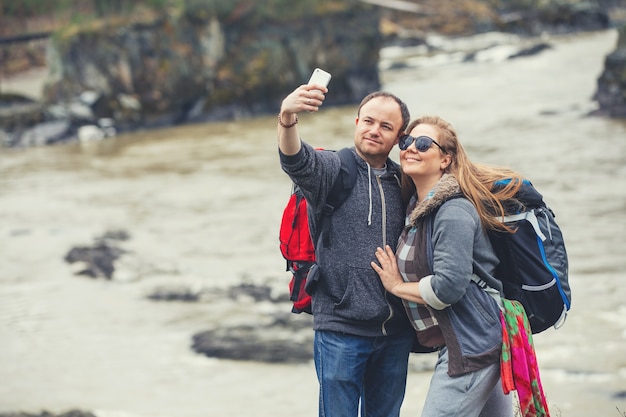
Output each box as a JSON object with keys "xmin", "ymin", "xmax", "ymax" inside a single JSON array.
[{"xmin": 408, "ymin": 173, "xmax": 462, "ymax": 226}]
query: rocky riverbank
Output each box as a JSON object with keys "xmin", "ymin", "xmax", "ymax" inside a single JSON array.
[
  {"xmin": 2, "ymin": 1, "xmax": 384, "ymax": 148},
  {"xmin": 1, "ymin": 0, "xmax": 625, "ymax": 148}
]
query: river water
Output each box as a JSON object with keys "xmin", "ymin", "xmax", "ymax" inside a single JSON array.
[{"xmin": 1, "ymin": 29, "xmax": 625, "ymax": 417}]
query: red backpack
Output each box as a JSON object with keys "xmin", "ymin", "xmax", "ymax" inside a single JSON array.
[{"xmin": 279, "ymin": 148, "xmax": 357, "ymax": 313}]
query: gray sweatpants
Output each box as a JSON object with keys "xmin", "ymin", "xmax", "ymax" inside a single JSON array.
[{"xmin": 420, "ymin": 346, "xmax": 513, "ymax": 417}]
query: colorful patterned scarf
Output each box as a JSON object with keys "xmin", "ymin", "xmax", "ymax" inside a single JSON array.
[{"xmin": 500, "ymin": 298, "xmax": 550, "ymax": 417}]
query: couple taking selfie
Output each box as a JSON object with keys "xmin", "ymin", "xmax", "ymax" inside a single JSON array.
[{"xmin": 276, "ymin": 71, "xmax": 548, "ymax": 417}]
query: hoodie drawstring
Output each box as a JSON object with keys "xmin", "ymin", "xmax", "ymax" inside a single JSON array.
[{"xmin": 367, "ymin": 163, "xmax": 373, "ymax": 226}]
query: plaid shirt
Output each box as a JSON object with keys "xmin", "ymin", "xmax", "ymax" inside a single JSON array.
[
  {"xmin": 395, "ymin": 175, "xmax": 462, "ymax": 347},
  {"xmin": 396, "ymin": 223, "xmax": 439, "ymax": 332},
  {"xmin": 396, "ymin": 188, "xmax": 446, "ymax": 348}
]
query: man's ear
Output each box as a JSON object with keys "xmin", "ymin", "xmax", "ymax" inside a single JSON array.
[{"xmin": 355, "ymin": 117, "xmax": 359, "ymax": 125}]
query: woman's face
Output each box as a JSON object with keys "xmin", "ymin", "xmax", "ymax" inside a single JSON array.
[{"xmin": 400, "ymin": 123, "xmax": 450, "ymax": 180}]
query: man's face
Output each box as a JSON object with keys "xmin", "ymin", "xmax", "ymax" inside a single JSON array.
[{"xmin": 353, "ymin": 97, "xmax": 403, "ymax": 168}]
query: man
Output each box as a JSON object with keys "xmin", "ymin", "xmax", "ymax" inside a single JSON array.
[{"xmin": 277, "ymin": 81, "xmax": 414, "ymax": 417}]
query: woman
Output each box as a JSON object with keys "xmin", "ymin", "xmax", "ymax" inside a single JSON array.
[{"xmin": 371, "ymin": 115, "xmax": 525, "ymax": 417}]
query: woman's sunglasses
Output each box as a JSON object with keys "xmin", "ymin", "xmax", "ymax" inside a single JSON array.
[{"xmin": 398, "ymin": 135, "xmax": 444, "ymax": 152}]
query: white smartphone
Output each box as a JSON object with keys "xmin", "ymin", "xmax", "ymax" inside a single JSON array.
[{"xmin": 308, "ymin": 68, "xmax": 332, "ymax": 89}]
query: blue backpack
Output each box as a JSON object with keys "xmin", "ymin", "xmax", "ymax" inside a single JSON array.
[{"xmin": 474, "ymin": 179, "xmax": 571, "ymax": 334}]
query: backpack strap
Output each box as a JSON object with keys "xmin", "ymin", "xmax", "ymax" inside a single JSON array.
[
  {"xmin": 430, "ymin": 194, "xmax": 505, "ymax": 296},
  {"xmin": 471, "ymin": 260, "xmax": 504, "ymax": 296},
  {"xmin": 317, "ymin": 148, "xmax": 358, "ymax": 248}
]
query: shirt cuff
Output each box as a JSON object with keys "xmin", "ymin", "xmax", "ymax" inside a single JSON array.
[{"xmin": 419, "ymin": 275, "xmax": 450, "ymax": 310}]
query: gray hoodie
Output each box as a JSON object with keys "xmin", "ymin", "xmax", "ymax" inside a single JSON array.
[{"xmin": 280, "ymin": 142, "xmax": 412, "ymax": 337}]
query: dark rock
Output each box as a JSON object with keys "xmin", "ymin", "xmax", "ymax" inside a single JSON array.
[
  {"xmin": 227, "ymin": 282, "xmax": 274, "ymax": 302},
  {"xmin": 0, "ymin": 411, "xmax": 96, "ymax": 417},
  {"xmin": 64, "ymin": 242, "xmax": 125, "ymax": 279},
  {"xmin": 593, "ymin": 25, "xmax": 626, "ymax": 118},
  {"xmin": 191, "ymin": 314, "xmax": 314, "ymax": 363},
  {"xmin": 100, "ymin": 229, "xmax": 130, "ymax": 241},
  {"xmin": 508, "ymin": 42, "xmax": 552, "ymax": 59},
  {"xmin": 148, "ymin": 286, "xmax": 201, "ymax": 302},
  {"xmin": 145, "ymin": 282, "xmax": 287, "ymax": 304},
  {"xmin": 57, "ymin": 412, "xmax": 97, "ymax": 417},
  {"xmin": 186, "ymin": 280, "xmax": 315, "ymax": 363},
  {"xmin": 64, "ymin": 230, "xmax": 130, "ymax": 279},
  {"xmin": 9, "ymin": 120, "xmax": 71, "ymax": 147}
]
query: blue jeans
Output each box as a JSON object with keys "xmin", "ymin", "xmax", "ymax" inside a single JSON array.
[{"xmin": 314, "ymin": 329, "xmax": 414, "ymax": 417}]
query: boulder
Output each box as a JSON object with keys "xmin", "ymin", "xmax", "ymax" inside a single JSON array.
[
  {"xmin": 191, "ymin": 314, "xmax": 314, "ymax": 363},
  {"xmin": 64, "ymin": 230, "xmax": 130, "ymax": 279},
  {"xmin": 593, "ymin": 25, "xmax": 626, "ymax": 117}
]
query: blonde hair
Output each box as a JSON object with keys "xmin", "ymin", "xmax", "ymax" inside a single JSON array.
[{"xmin": 400, "ymin": 115, "xmax": 525, "ymax": 232}]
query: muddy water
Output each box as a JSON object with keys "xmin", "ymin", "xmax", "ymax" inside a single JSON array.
[{"xmin": 1, "ymin": 30, "xmax": 625, "ymax": 417}]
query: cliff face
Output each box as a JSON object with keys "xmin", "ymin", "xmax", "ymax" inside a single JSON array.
[
  {"xmin": 2, "ymin": 0, "xmax": 625, "ymax": 147},
  {"xmin": 42, "ymin": 4, "xmax": 382, "ymax": 131}
]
